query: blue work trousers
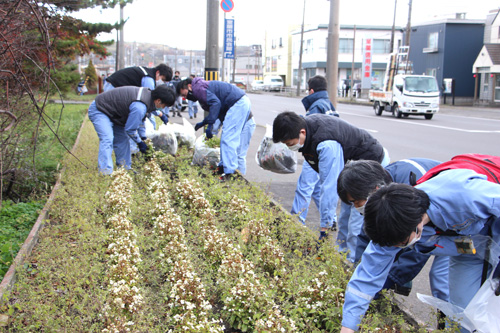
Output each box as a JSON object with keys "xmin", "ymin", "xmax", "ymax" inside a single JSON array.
[
  {"xmin": 291, "ymin": 161, "xmax": 321, "ymax": 224},
  {"xmin": 220, "ymin": 95, "xmax": 254, "ymax": 175},
  {"xmin": 188, "ymin": 100, "xmax": 198, "ymax": 118},
  {"xmin": 88, "ymin": 101, "xmax": 131, "ymax": 174}
]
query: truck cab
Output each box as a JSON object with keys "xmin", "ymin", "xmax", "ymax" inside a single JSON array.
[{"xmin": 391, "ymin": 75, "xmax": 440, "ymax": 119}]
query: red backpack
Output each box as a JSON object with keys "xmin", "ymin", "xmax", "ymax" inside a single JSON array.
[{"xmin": 415, "ymin": 154, "xmax": 500, "ymax": 185}]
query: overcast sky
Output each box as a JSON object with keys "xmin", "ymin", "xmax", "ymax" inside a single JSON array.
[{"xmin": 72, "ymin": 0, "xmax": 499, "ymax": 50}]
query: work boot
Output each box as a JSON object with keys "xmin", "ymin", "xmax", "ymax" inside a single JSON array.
[
  {"xmin": 219, "ymin": 173, "xmax": 237, "ymax": 182},
  {"xmin": 212, "ymin": 165, "xmax": 225, "ymax": 176},
  {"xmin": 331, "ymin": 222, "xmax": 337, "ymax": 231}
]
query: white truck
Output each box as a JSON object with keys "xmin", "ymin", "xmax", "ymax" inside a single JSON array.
[{"xmin": 369, "ymin": 48, "xmax": 440, "ymax": 120}]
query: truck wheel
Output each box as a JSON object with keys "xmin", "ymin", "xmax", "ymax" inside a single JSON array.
[
  {"xmin": 425, "ymin": 114, "xmax": 433, "ymax": 120},
  {"xmin": 373, "ymin": 102, "xmax": 383, "ymax": 116},
  {"xmin": 393, "ymin": 104, "xmax": 402, "ymax": 118}
]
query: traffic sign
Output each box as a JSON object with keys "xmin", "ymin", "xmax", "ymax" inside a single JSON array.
[{"xmin": 221, "ymin": 0, "xmax": 234, "ymax": 12}]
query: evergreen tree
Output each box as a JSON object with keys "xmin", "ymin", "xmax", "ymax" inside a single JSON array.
[{"xmin": 85, "ymin": 60, "xmax": 98, "ymax": 90}]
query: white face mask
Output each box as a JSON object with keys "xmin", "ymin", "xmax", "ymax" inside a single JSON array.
[
  {"xmin": 355, "ymin": 205, "xmax": 365, "ymax": 215},
  {"xmin": 398, "ymin": 226, "xmax": 422, "ymax": 248},
  {"xmin": 288, "ymin": 143, "xmax": 303, "ymax": 151}
]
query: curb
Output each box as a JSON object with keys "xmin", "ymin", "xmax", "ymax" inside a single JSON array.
[{"xmin": 0, "ymin": 117, "xmax": 88, "ymax": 300}]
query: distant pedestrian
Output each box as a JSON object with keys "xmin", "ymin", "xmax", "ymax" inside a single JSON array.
[{"xmin": 187, "ymin": 74, "xmax": 199, "ymax": 119}]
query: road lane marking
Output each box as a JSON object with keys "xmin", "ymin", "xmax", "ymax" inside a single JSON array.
[{"xmin": 341, "ymin": 112, "xmax": 500, "ymax": 133}]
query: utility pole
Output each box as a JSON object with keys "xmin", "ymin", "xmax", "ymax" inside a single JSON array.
[
  {"xmin": 390, "ymin": 0, "xmax": 397, "ymax": 53},
  {"xmin": 350, "ymin": 25, "xmax": 356, "ymax": 98},
  {"xmin": 118, "ymin": 2, "xmax": 125, "ymax": 70},
  {"xmin": 205, "ymin": 0, "xmax": 219, "ymax": 81},
  {"xmin": 232, "ymin": 41, "xmax": 237, "ymax": 83},
  {"xmin": 326, "ymin": 0, "xmax": 340, "ymax": 107},
  {"xmin": 296, "ymin": 0, "xmax": 306, "ymax": 97},
  {"xmin": 405, "ymin": 0, "xmax": 412, "ymax": 46},
  {"xmin": 221, "ymin": 12, "xmax": 226, "ymax": 82}
]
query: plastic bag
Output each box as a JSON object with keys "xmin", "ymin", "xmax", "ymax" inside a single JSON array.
[
  {"xmin": 169, "ymin": 118, "xmax": 196, "ymax": 149},
  {"xmin": 144, "ymin": 117, "xmax": 156, "ymax": 138},
  {"xmin": 150, "ymin": 123, "xmax": 178, "ymax": 156},
  {"xmin": 192, "ymin": 134, "xmax": 220, "ymax": 169},
  {"xmin": 255, "ymin": 124, "xmax": 297, "ymax": 174},
  {"xmin": 417, "ymin": 237, "xmax": 500, "ymax": 333}
]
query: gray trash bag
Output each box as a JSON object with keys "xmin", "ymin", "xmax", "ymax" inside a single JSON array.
[
  {"xmin": 192, "ymin": 134, "xmax": 220, "ymax": 169},
  {"xmin": 150, "ymin": 123, "xmax": 178, "ymax": 156},
  {"xmin": 255, "ymin": 124, "xmax": 297, "ymax": 174}
]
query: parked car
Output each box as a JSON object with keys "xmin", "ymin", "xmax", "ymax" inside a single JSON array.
[
  {"xmin": 231, "ymin": 81, "xmax": 247, "ymax": 90},
  {"xmin": 263, "ymin": 76, "xmax": 284, "ymax": 91},
  {"xmin": 251, "ymin": 80, "xmax": 264, "ymax": 91}
]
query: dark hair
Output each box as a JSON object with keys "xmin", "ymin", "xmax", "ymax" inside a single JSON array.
[
  {"xmin": 337, "ymin": 160, "xmax": 393, "ymax": 204},
  {"xmin": 308, "ymin": 75, "xmax": 328, "ymax": 92},
  {"xmin": 272, "ymin": 111, "xmax": 306, "ymax": 143},
  {"xmin": 363, "ymin": 183, "xmax": 429, "ymax": 247},
  {"xmin": 176, "ymin": 78, "xmax": 192, "ymax": 95},
  {"xmin": 151, "ymin": 85, "xmax": 176, "ymax": 106},
  {"xmin": 155, "ymin": 64, "xmax": 173, "ymax": 81}
]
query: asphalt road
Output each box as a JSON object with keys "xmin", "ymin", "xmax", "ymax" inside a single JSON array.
[{"xmin": 173, "ymin": 93, "xmax": 500, "ymax": 329}]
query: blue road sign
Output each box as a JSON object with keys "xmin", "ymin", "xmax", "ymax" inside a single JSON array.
[{"xmin": 224, "ymin": 19, "xmax": 234, "ymax": 59}]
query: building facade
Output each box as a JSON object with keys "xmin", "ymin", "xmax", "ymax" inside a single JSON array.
[
  {"xmin": 289, "ymin": 24, "xmax": 404, "ymax": 91},
  {"xmin": 408, "ymin": 17, "xmax": 485, "ymax": 103},
  {"xmin": 473, "ymin": 9, "xmax": 500, "ymax": 106}
]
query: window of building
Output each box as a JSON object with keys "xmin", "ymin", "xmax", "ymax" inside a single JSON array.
[
  {"xmin": 373, "ymin": 39, "xmax": 390, "ymax": 54},
  {"xmin": 495, "ymin": 75, "xmax": 500, "ymax": 101},
  {"xmin": 484, "ymin": 73, "xmax": 489, "ymax": 92},
  {"xmin": 426, "ymin": 68, "xmax": 437, "ymax": 77},
  {"xmin": 272, "ymin": 56, "xmax": 278, "ymax": 72},
  {"xmin": 304, "ymin": 39, "xmax": 313, "ymax": 53},
  {"xmin": 339, "ymin": 38, "xmax": 354, "ymax": 53},
  {"xmin": 424, "ymin": 32, "xmax": 439, "ymax": 53}
]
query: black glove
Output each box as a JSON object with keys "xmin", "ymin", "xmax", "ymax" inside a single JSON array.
[
  {"xmin": 205, "ymin": 124, "xmax": 213, "ymax": 139},
  {"xmin": 194, "ymin": 121, "xmax": 204, "ymax": 131},
  {"xmin": 137, "ymin": 141, "xmax": 148, "ymax": 154},
  {"xmin": 160, "ymin": 114, "xmax": 169, "ymax": 125}
]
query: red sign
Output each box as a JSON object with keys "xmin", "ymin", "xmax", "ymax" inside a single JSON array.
[{"xmin": 221, "ymin": 0, "xmax": 234, "ymax": 12}]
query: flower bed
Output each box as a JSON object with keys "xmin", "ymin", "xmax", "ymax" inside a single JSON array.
[{"xmin": 0, "ymin": 119, "xmax": 415, "ymax": 332}]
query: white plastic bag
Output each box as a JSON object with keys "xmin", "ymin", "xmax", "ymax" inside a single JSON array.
[
  {"xmin": 150, "ymin": 123, "xmax": 178, "ymax": 156},
  {"xmin": 169, "ymin": 118, "xmax": 196, "ymax": 149},
  {"xmin": 144, "ymin": 117, "xmax": 156, "ymax": 138},
  {"xmin": 255, "ymin": 124, "xmax": 297, "ymax": 174},
  {"xmin": 192, "ymin": 134, "xmax": 220, "ymax": 169},
  {"xmin": 418, "ymin": 277, "xmax": 500, "ymax": 333},
  {"xmin": 417, "ymin": 237, "xmax": 500, "ymax": 333}
]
